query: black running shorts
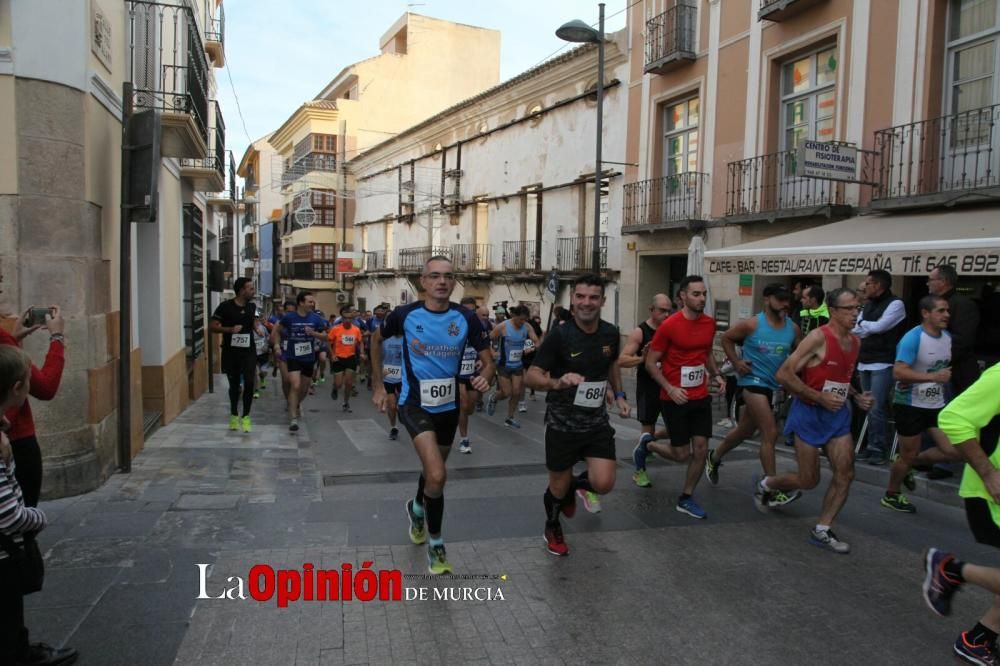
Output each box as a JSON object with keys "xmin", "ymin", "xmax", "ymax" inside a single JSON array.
[
  {"xmin": 545, "ymin": 425, "xmax": 616, "ymax": 472},
  {"xmin": 285, "ymin": 359, "xmax": 316, "ymax": 376},
  {"xmin": 966, "ymin": 498, "xmax": 1000, "ymax": 549},
  {"xmin": 383, "ymin": 382, "xmax": 401, "ymax": 396},
  {"xmin": 661, "ymin": 397, "xmax": 713, "ymax": 446},
  {"xmin": 892, "ymin": 404, "xmax": 941, "ymax": 437},
  {"xmin": 331, "ymin": 356, "xmax": 358, "ymax": 373},
  {"xmin": 398, "ymin": 403, "xmax": 459, "ymax": 447}
]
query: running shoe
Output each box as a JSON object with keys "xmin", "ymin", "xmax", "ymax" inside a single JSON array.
[
  {"xmin": 767, "ymin": 489, "xmax": 802, "ymax": 508},
  {"xmin": 676, "ymin": 496, "xmax": 706, "ymax": 519},
  {"xmin": 253, "ymin": 391, "xmax": 260, "ymax": 399},
  {"xmin": 504, "ymin": 417, "xmax": 521, "ymax": 429},
  {"xmin": 751, "ymin": 473, "xmax": 769, "ymax": 514},
  {"xmin": 486, "ymin": 391, "xmax": 498, "ymax": 416},
  {"xmin": 632, "ymin": 469, "xmax": 651, "ymax": 488},
  {"xmin": 389, "ymin": 427, "xmax": 399, "ymax": 441},
  {"xmin": 543, "ymin": 523, "xmax": 569, "ymax": 556},
  {"xmin": 881, "ymin": 493, "xmax": 916, "ymax": 513},
  {"xmin": 809, "ymin": 528, "xmax": 850, "ymax": 554},
  {"xmin": 342, "ymin": 402, "xmax": 352, "ymax": 413},
  {"xmin": 458, "ymin": 438, "xmax": 471, "ymax": 454},
  {"xmin": 289, "ymin": 418, "xmax": 299, "ymax": 433},
  {"xmin": 406, "ymin": 499, "xmax": 426, "ymax": 545},
  {"xmin": 518, "ymin": 401, "xmax": 527, "ymax": 413},
  {"xmin": 330, "ymin": 387, "xmax": 338, "ymax": 401},
  {"xmin": 705, "ymin": 449, "xmax": 721, "ymax": 485},
  {"xmin": 228, "ymin": 415, "xmax": 239, "ymax": 431},
  {"xmin": 923, "ymin": 548, "xmax": 961, "ymax": 617},
  {"xmin": 903, "ymin": 469, "xmax": 917, "ymax": 492},
  {"xmin": 427, "ymin": 543, "xmax": 453, "ymax": 575},
  {"xmin": 241, "ymin": 416, "xmax": 251, "ymax": 434},
  {"xmin": 632, "ymin": 433, "xmax": 651, "ymax": 471},
  {"xmin": 954, "ymin": 632, "xmax": 998, "ymax": 665},
  {"xmin": 577, "ymin": 489, "xmax": 602, "ymax": 513}
]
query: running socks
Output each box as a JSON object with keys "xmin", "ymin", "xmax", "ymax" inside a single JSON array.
[
  {"xmin": 943, "ymin": 556, "xmax": 966, "ymax": 583},
  {"xmin": 573, "ymin": 471, "xmax": 594, "ymax": 493},
  {"xmin": 416, "ymin": 474, "xmax": 426, "ymax": 508},
  {"xmin": 424, "ymin": 494, "xmax": 444, "ymax": 536},
  {"xmin": 968, "ymin": 623, "xmax": 998, "ymax": 646},
  {"xmin": 544, "ymin": 488, "xmax": 565, "ymax": 525}
]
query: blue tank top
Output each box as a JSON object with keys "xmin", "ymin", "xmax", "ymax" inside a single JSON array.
[
  {"xmin": 279, "ymin": 311, "xmax": 327, "ymax": 362},
  {"xmin": 738, "ymin": 312, "xmax": 795, "ymax": 391},
  {"xmin": 501, "ymin": 320, "xmax": 528, "ymax": 370},
  {"xmin": 382, "ymin": 336, "xmax": 404, "ymax": 385}
]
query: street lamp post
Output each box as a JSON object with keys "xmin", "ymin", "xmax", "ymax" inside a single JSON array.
[{"xmin": 556, "ymin": 3, "xmax": 605, "ymax": 274}]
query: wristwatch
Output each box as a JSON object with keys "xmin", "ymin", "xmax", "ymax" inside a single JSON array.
[
  {"xmin": 50, "ymin": 333, "xmax": 65, "ymax": 343},
  {"xmin": 614, "ymin": 391, "xmax": 627, "ymax": 400}
]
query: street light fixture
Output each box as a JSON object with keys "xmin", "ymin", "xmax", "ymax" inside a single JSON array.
[{"xmin": 556, "ymin": 3, "xmax": 605, "ymax": 274}]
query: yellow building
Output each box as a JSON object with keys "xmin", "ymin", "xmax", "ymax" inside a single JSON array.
[{"xmin": 263, "ymin": 13, "xmax": 501, "ymax": 315}]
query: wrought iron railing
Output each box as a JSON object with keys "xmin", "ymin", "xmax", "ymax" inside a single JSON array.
[
  {"xmin": 645, "ymin": 1, "xmax": 697, "ymax": 69},
  {"xmin": 725, "ymin": 149, "xmax": 846, "ymax": 217},
  {"xmin": 873, "ymin": 103, "xmax": 1000, "ymax": 203},
  {"xmin": 281, "ymin": 153, "xmax": 338, "ymax": 189},
  {"xmin": 624, "ymin": 172, "xmax": 708, "ymax": 228},
  {"xmin": 501, "ymin": 240, "xmax": 542, "ymax": 272},
  {"xmin": 128, "ymin": 1, "xmax": 209, "ymax": 146},
  {"xmin": 557, "ymin": 236, "xmax": 608, "ymax": 272},
  {"xmin": 398, "ymin": 246, "xmax": 452, "ymax": 272},
  {"xmin": 451, "ymin": 244, "xmax": 492, "ymax": 272},
  {"xmin": 205, "ymin": 1, "xmax": 224, "ymax": 46},
  {"xmin": 364, "ymin": 251, "xmax": 393, "ymax": 272}
]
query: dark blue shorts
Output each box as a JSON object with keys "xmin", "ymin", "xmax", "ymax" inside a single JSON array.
[{"xmin": 784, "ymin": 398, "xmax": 851, "ymax": 447}]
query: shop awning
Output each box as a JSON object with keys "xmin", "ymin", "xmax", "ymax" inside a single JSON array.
[{"xmin": 705, "ymin": 210, "xmax": 1000, "ymax": 277}]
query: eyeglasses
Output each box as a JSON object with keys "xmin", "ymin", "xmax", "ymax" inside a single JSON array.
[
  {"xmin": 830, "ymin": 305, "xmax": 863, "ymax": 312},
  {"xmin": 424, "ymin": 272, "xmax": 456, "ymax": 281}
]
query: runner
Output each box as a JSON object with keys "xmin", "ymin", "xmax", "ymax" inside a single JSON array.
[
  {"xmin": 526, "ymin": 274, "xmax": 630, "ymax": 556},
  {"xmin": 328, "ymin": 306, "xmax": 365, "ymax": 412},
  {"xmin": 371, "ymin": 257, "xmax": 493, "ymax": 574},
  {"xmin": 758, "ymin": 287, "xmax": 874, "ymax": 553},
  {"xmin": 882, "ymin": 295, "xmax": 962, "ymax": 513},
  {"xmin": 269, "ymin": 292, "xmax": 328, "ymax": 432},
  {"xmin": 457, "ymin": 296, "xmax": 481, "ymax": 454},
  {"xmin": 381, "ymin": 327, "xmax": 404, "ymax": 441},
  {"xmin": 253, "ymin": 311, "xmax": 270, "ymax": 399},
  {"xmin": 270, "ymin": 301, "xmax": 296, "ymax": 399},
  {"xmin": 632, "ymin": 276, "xmax": 725, "ymax": 518},
  {"xmin": 705, "ymin": 284, "xmax": 801, "ymax": 508},
  {"xmin": 619, "ymin": 293, "xmax": 672, "ymax": 487},
  {"xmin": 209, "ymin": 278, "xmax": 258, "ymax": 433},
  {"xmin": 486, "ymin": 305, "xmax": 539, "ymax": 429},
  {"xmin": 920, "ymin": 364, "xmax": 1000, "ymax": 664},
  {"xmin": 313, "ymin": 308, "xmax": 330, "ymax": 388}
]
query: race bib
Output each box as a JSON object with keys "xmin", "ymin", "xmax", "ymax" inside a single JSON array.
[
  {"xmin": 821, "ymin": 380, "xmax": 849, "ymax": 398},
  {"xmin": 460, "ymin": 358, "xmax": 476, "ymax": 376},
  {"xmin": 383, "ymin": 365, "xmax": 402, "ymax": 381},
  {"xmin": 913, "ymin": 382, "xmax": 945, "ymax": 408},
  {"xmin": 574, "ymin": 381, "xmax": 607, "ymax": 408},
  {"xmin": 420, "ymin": 378, "xmax": 455, "ymax": 408},
  {"xmin": 680, "ymin": 365, "xmax": 705, "ymax": 388},
  {"xmin": 294, "ymin": 341, "xmax": 312, "ymax": 357},
  {"xmin": 342, "ymin": 335, "xmax": 356, "ymax": 346},
  {"xmin": 281, "ymin": 340, "xmax": 288, "ymax": 352},
  {"xmin": 508, "ymin": 349, "xmax": 523, "ymax": 364},
  {"xmin": 255, "ymin": 337, "xmax": 269, "ymax": 355},
  {"xmin": 230, "ymin": 333, "xmax": 251, "ymax": 348}
]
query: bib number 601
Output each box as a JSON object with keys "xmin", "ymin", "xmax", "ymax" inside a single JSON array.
[{"xmin": 429, "ymin": 383, "xmax": 452, "ymax": 399}]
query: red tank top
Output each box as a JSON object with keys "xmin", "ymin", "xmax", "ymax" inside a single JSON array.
[{"xmin": 800, "ymin": 325, "xmax": 859, "ymax": 405}]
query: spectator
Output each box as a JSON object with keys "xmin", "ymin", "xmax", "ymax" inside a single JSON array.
[
  {"xmin": 798, "ymin": 285, "xmax": 830, "ymax": 336},
  {"xmin": 928, "ymin": 264, "xmax": 980, "ymax": 395},
  {"xmin": 0, "ymin": 307, "xmax": 65, "ymax": 507},
  {"xmin": 854, "ymin": 270, "xmax": 908, "ymax": 466},
  {"xmin": 790, "ymin": 279, "xmax": 810, "ymax": 328},
  {"xmin": 0, "ymin": 345, "xmax": 77, "ymax": 665}
]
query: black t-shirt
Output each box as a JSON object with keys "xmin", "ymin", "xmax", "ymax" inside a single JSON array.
[
  {"xmin": 531, "ymin": 319, "xmax": 620, "ymax": 432},
  {"xmin": 212, "ymin": 299, "xmax": 257, "ymax": 355},
  {"xmin": 635, "ymin": 321, "xmax": 659, "ymax": 393}
]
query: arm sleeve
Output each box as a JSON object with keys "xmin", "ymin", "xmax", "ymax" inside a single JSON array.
[
  {"xmin": 895, "ymin": 329, "xmax": 919, "ymax": 365},
  {"xmin": 939, "ymin": 364, "xmax": 1000, "ymax": 446},
  {"xmin": 530, "ymin": 326, "xmax": 562, "ymax": 372},
  {"xmin": 854, "ymin": 300, "xmax": 906, "ymax": 337},
  {"xmin": 29, "ymin": 340, "xmax": 65, "ymax": 401},
  {"xmin": 0, "ymin": 469, "xmax": 46, "ymax": 535},
  {"xmin": 211, "ymin": 302, "xmax": 226, "ymax": 322}
]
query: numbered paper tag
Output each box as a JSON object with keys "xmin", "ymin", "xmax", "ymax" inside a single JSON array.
[
  {"xmin": 255, "ymin": 337, "xmax": 269, "ymax": 355},
  {"xmin": 680, "ymin": 365, "xmax": 706, "ymax": 388},
  {"xmin": 294, "ymin": 341, "xmax": 313, "ymax": 357},
  {"xmin": 914, "ymin": 382, "xmax": 944, "ymax": 407},
  {"xmin": 460, "ymin": 358, "xmax": 476, "ymax": 376},
  {"xmin": 420, "ymin": 378, "xmax": 455, "ymax": 408},
  {"xmin": 821, "ymin": 380, "xmax": 849, "ymax": 398},
  {"xmin": 230, "ymin": 333, "xmax": 251, "ymax": 348},
  {"xmin": 383, "ymin": 365, "xmax": 402, "ymax": 381},
  {"xmin": 508, "ymin": 349, "xmax": 523, "ymax": 364},
  {"xmin": 342, "ymin": 335, "xmax": 356, "ymax": 346},
  {"xmin": 574, "ymin": 381, "xmax": 607, "ymax": 408}
]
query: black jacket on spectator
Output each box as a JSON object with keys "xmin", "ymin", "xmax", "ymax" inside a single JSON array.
[
  {"xmin": 858, "ymin": 290, "xmax": 908, "ymax": 365},
  {"xmin": 943, "ymin": 288, "xmax": 981, "ymax": 394}
]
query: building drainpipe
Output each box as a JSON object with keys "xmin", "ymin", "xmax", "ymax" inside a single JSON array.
[{"xmin": 117, "ymin": 82, "xmax": 133, "ymax": 473}]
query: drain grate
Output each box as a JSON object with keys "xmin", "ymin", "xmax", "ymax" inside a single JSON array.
[{"xmin": 323, "ymin": 463, "xmax": 549, "ymax": 486}]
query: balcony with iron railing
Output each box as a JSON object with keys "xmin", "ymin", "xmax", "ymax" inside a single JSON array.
[
  {"xmin": 557, "ymin": 236, "xmax": 608, "ymax": 272},
  {"xmin": 644, "ymin": 1, "xmax": 697, "ymax": 74},
  {"xmin": 128, "ymin": 0, "xmax": 209, "ymax": 157},
  {"xmin": 871, "ymin": 103, "xmax": 1000, "ymax": 210},
  {"xmin": 758, "ymin": 0, "xmax": 826, "ymax": 22},
  {"xmin": 724, "ymin": 148, "xmax": 851, "ymax": 223},
  {"xmin": 281, "ymin": 153, "xmax": 338, "ymax": 190},
  {"xmin": 203, "ymin": 1, "xmax": 225, "ymax": 67},
  {"xmin": 398, "ymin": 246, "xmax": 452, "ymax": 273},
  {"xmin": 207, "ymin": 151, "xmax": 237, "ymax": 211},
  {"xmin": 180, "ymin": 102, "xmax": 225, "ymax": 191},
  {"xmin": 241, "ymin": 244, "xmax": 258, "ymax": 261},
  {"xmin": 279, "ymin": 262, "xmax": 336, "ymax": 281},
  {"xmin": 363, "ymin": 250, "xmax": 394, "ymax": 273},
  {"xmin": 451, "ymin": 244, "xmax": 493, "ymax": 273},
  {"xmin": 501, "ymin": 240, "xmax": 543, "ymax": 273},
  {"xmin": 623, "ymin": 172, "xmax": 708, "ymax": 233}
]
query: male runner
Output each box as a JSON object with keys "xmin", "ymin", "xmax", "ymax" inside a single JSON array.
[
  {"xmin": 705, "ymin": 283, "xmax": 801, "ymax": 507},
  {"xmin": 371, "ymin": 257, "xmax": 493, "ymax": 574},
  {"xmin": 381, "ymin": 327, "xmax": 404, "ymax": 441},
  {"xmin": 270, "ymin": 292, "xmax": 328, "ymax": 432},
  {"xmin": 209, "ymin": 278, "xmax": 258, "ymax": 433},
  {"xmin": 632, "ymin": 276, "xmax": 725, "ymax": 519},
  {"xmin": 921, "ymin": 364, "xmax": 1000, "ymax": 664},
  {"xmin": 253, "ymin": 312, "xmax": 270, "ymax": 399},
  {"xmin": 313, "ymin": 308, "xmax": 330, "ymax": 388},
  {"xmin": 270, "ymin": 301, "xmax": 296, "ymax": 398},
  {"xmin": 619, "ymin": 293, "xmax": 672, "ymax": 487},
  {"xmin": 486, "ymin": 305, "xmax": 539, "ymax": 429},
  {"xmin": 526, "ymin": 274, "xmax": 630, "ymax": 556},
  {"xmin": 759, "ymin": 287, "xmax": 874, "ymax": 553},
  {"xmin": 328, "ymin": 306, "xmax": 365, "ymax": 412},
  {"xmin": 882, "ymin": 295, "xmax": 961, "ymax": 513},
  {"xmin": 457, "ymin": 296, "xmax": 481, "ymax": 454}
]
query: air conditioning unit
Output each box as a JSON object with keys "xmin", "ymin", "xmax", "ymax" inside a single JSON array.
[{"xmin": 335, "ymin": 292, "xmax": 349, "ymax": 304}]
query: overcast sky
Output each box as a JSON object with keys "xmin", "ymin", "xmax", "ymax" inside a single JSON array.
[{"xmin": 215, "ymin": 0, "xmax": 628, "ymax": 155}]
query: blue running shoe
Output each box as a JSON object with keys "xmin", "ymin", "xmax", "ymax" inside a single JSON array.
[
  {"xmin": 675, "ymin": 496, "xmax": 706, "ymax": 520},
  {"xmin": 633, "ymin": 433, "xmax": 652, "ymax": 471},
  {"xmin": 923, "ymin": 548, "xmax": 961, "ymax": 617}
]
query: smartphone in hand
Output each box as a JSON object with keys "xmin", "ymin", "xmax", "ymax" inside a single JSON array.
[{"xmin": 25, "ymin": 307, "xmax": 52, "ymax": 328}]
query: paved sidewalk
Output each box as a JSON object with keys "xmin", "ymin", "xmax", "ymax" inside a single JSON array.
[{"xmin": 23, "ymin": 375, "xmax": 996, "ymax": 665}]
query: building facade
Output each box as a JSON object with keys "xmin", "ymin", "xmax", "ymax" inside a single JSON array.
[
  {"xmin": 0, "ymin": 0, "xmax": 233, "ymax": 497},
  {"xmin": 237, "ymin": 134, "xmax": 282, "ymax": 304}
]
